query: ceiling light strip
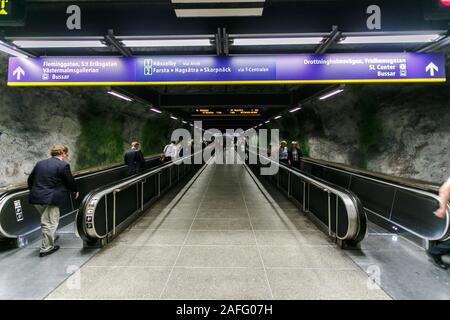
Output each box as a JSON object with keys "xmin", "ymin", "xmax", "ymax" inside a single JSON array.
[{"xmin": 13, "ymin": 40, "xmax": 106, "ymax": 48}]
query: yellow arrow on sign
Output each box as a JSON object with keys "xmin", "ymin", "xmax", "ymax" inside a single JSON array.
[{"xmin": 0, "ymin": 0, "xmax": 9, "ymax": 15}]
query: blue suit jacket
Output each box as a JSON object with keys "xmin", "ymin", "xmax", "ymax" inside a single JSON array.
[
  {"xmin": 124, "ymin": 149, "xmax": 146, "ymax": 176},
  {"xmin": 27, "ymin": 157, "xmax": 78, "ymax": 206}
]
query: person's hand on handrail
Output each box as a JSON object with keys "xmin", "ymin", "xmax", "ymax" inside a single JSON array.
[{"xmin": 434, "ymin": 178, "xmax": 450, "ymax": 219}]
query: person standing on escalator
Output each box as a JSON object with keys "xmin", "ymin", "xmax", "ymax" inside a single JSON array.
[
  {"xmin": 162, "ymin": 140, "xmax": 177, "ymax": 163},
  {"xmin": 177, "ymin": 136, "xmax": 185, "ymax": 158},
  {"xmin": 124, "ymin": 141, "xmax": 146, "ymax": 176},
  {"xmin": 28, "ymin": 145, "xmax": 79, "ymax": 257},
  {"xmin": 279, "ymin": 141, "xmax": 289, "ymax": 165},
  {"xmin": 288, "ymin": 141, "xmax": 302, "ymax": 170},
  {"xmin": 427, "ymin": 177, "xmax": 450, "ymax": 269}
]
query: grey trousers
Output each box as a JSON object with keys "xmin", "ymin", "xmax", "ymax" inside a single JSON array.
[{"xmin": 35, "ymin": 204, "xmax": 60, "ymax": 253}]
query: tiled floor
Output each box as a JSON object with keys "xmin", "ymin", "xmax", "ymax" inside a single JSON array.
[
  {"xmin": 346, "ymin": 228, "xmax": 450, "ymax": 300},
  {"xmin": 46, "ymin": 159, "xmax": 390, "ymax": 300},
  {"xmin": 0, "ymin": 223, "xmax": 98, "ymax": 300}
]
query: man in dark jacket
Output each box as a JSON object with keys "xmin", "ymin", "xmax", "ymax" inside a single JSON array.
[
  {"xmin": 28, "ymin": 144, "xmax": 79, "ymax": 257},
  {"xmin": 124, "ymin": 141, "xmax": 146, "ymax": 176}
]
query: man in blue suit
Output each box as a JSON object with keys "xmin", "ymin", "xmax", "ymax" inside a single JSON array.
[
  {"xmin": 124, "ymin": 141, "xmax": 146, "ymax": 176},
  {"xmin": 28, "ymin": 145, "xmax": 79, "ymax": 257}
]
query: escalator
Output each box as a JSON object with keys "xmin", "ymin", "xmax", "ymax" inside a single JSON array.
[
  {"xmin": 245, "ymin": 149, "xmax": 368, "ymax": 248},
  {"xmin": 76, "ymin": 148, "xmax": 211, "ymax": 247},
  {"xmin": 0, "ymin": 155, "xmax": 163, "ymax": 247},
  {"xmin": 298, "ymin": 157, "xmax": 450, "ymax": 244}
]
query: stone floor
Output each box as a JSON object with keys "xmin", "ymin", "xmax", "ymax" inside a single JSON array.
[
  {"xmin": 0, "ymin": 223, "xmax": 98, "ymax": 299},
  {"xmin": 46, "ymin": 162, "xmax": 390, "ymax": 300}
]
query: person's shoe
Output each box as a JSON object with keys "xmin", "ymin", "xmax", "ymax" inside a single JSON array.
[
  {"xmin": 39, "ymin": 245, "xmax": 60, "ymax": 258},
  {"xmin": 427, "ymin": 252, "xmax": 448, "ymax": 270}
]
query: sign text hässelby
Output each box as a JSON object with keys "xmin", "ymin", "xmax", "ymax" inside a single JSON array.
[{"xmin": 7, "ymin": 53, "xmax": 446, "ymax": 86}]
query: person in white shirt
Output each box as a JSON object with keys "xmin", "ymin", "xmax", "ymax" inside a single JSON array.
[
  {"xmin": 162, "ymin": 141, "xmax": 176, "ymax": 162},
  {"xmin": 427, "ymin": 177, "xmax": 450, "ymax": 269}
]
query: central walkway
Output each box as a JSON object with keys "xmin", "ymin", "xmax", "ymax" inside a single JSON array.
[{"xmin": 47, "ymin": 161, "xmax": 390, "ymax": 299}]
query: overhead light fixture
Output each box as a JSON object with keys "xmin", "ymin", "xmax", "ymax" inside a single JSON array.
[
  {"xmin": 274, "ymin": 115, "xmax": 282, "ymax": 120},
  {"xmin": 121, "ymin": 39, "xmax": 212, "ymax": 47},
  {"xmin": 175, "ymin": 8, "xmax": 263, "ymax": 17},
  {"xmin": 265, "ymin": 120, "xmax": 270, "ymax": 124},
  {"xmin": 339, "ymin": 34, "xmax": 442, "ymax": 44},
  {"xmin": 258, "ymin": 124, "xmax": 263, "ymax": 127},
  {"xmin": 0, "ymin": 41, "xmax": 30, "ymax": 58},
  {"xmin": 171, "ymin": 0, "xmax": 265, "ymax": 3},
  {"xmin": 289, "ymin": 107, "xmax": 302, "ymax": 113},
  {"xmin": 232, "ymin": 37, "xmax": 323, "ymax": 46},
  {"xmin": 182, "ymin": 120, "xmax": 188, "ymax": 124},
  {"xmin": 189, "ymin": 123, "xmax": 194, "ymax": 127},
  {"xmin": 319, "ymin": 88, "xmax": 344, "ymax": 101},
  {"xmin": 12, "ymin": 40, "xmax": 107, "ymax": 48},
  {"xmin": 150, "ymin": 107, "xmax": 162, "ymax": 114},
  {"xmin": 170, "ymin": 116, "xmax": 178, "ymax": 120},
  {"xmin": 107, "ymin": 90, "xmax": 133, "ymax": 102}
]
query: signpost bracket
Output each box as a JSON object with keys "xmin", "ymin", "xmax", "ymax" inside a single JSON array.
[
  {"xmin": 222, "ymin": 28, "xmax": 230, "ymax": 56},
  {"xmin": 417, "ymin": 30, "xmax": 450, "ymax": 52},
  {"xmin": 315, "ymin": 25, "xmax": 341, "ymax": 54},
  {"xmin": 104, "ymin": 29, "xmax": 132, "ymax": 57}
]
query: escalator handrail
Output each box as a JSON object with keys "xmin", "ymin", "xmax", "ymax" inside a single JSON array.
[
  {"xmin": 81, "ymin": 157, "xmax": 192, "ymax": 203},
  {"xmin": 77, "ymin": 148, "xmax": 210, "ymax": 240},
  {"xmin": 301, "ymin": 157, "xmax": 440, "ymax": 192},
  {"xmin": 301, "ymin": 157, "xmax": 450, "ymax": 240},
  {"xmin": 0, "ymin": 154, "xmax": 161, "ymax": 194},
  {"xmin": 248, "ymin": 149, "xmax": 365, "ymax": 241},
  {"xmin": 0, "ymin": 155, "xmax": 161, "ymax": 239}
]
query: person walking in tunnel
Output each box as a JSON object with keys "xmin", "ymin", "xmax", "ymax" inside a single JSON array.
[
  {"xmin": 177, "ymin": 136, "xmax": 185, "ymax": 158},
  {"xmin": 427, "ymin": 177, "xmax": 450, "ymax": 269},
  {"xmin": 162, "ymin": 140, "xmax": 176, "ymax": 163},
  {"xmin": 27, "ymin": 145, "xmax": 79, "ymax": 257},
  {"xmin": 279, "ymin": 140, "xmax": 289, "ymax": 165},
  {"xmin": 124, "ymin": 141, "xmax": 146, "ymax": 176},
  {"xmin": 288, "ymin": 141, "xmax": 303, "ymax": 170}
]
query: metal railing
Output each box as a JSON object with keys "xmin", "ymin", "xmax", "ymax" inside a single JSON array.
[
  {"xmin": 76, "ymin": 150, "xmax": 209, "ymax": 246},
  {"xmin": 300, "ymin": 158, "xmax": 450, "ymax": 242},
  {"xmin": 0, "ymin": 155, "xmax": 162, "ymax": 245},
  {"xmin": 245, "ymin": 149, "xmax": 367, "ymax": 246}
]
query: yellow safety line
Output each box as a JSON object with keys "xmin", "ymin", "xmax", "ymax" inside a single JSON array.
[{"xmin": 7, "ymin": 78, "xmax": 447, "ymax": 86}]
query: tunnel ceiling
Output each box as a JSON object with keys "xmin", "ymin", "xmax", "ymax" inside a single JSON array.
[
  {"xmin": 1, "ymin": 0, "xmax": 449, "ymax": 129},
  {"xmin": 116, "ymin": 83, "xmax": 330, "ymax": 130}
]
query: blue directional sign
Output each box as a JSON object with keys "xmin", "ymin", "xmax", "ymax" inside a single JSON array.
[{"xmin": 7, "ymin": 52, "xmax": 446, "ymax": 86}]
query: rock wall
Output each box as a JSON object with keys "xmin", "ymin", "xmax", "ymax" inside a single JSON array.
[
  {"xmin": 0, "ymin": 53, "xmax": 174, "ymax": 187},
  {"xmin": 272, "ymin": 81, "xmax": 450, "ymax": 184}
]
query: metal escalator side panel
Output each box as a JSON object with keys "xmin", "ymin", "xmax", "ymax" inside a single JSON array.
[
  {"xmin": 303, "ymin": 157, "xmax": 449, "ymax": 242},
  {"xmin": 75, "ymin": 151, "xmax": 207, "ymax": 244},
  {"xmin": 0, "ymin": 190, "xmax": 40, "ymax": 238},
  {"xmin": 345, "ymin": 191, "xmax": 368, "ymax": 244},
  {"xmin": 0, "ymin": 156, "xmax": 161, "ymax": 241},
  {"xmin": 284, "ymin": 165, "xmax": 363, "ymax": 242},
  {"xmin": 76, "ymin": 192, "xmax": 112, "ymax": 241},
  {"xmin": 390, "ymin": 189, "xmax": 450, "ymax": 241},
  {"xmin": 308, "ymin": 184, "xmax": 329, "ymax": 226},
  {"xmin": 250, "ymin": 150, "xmax": 366, "ymax": 244},
  {"xmin": 323, "ymin": 168, "xmax": 351, "ymax": 189},
  {"xmin": 349, "ymin": 176, "xmax": 395, "ymax": 220}
]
